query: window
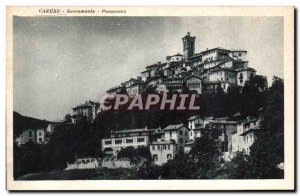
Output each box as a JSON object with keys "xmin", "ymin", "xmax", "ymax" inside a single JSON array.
[
  {"xmin": 39, "ymin": 132, "xmax": 42, "ymax": 136},
  {"xmin": 168, "ymin": 145, "xmax": 170, "ymax": 150},
  {"xmin": 126, "ymin": 138, "xmax": 133, "ymax": 143},
  {"xmin": 158, "ymin": 145, "xmax": 160, "ymax": 150},
  {"xmin": 153, "ymin": 154, "xmax": 158, "ymax": 161},
  {"xmin": 185, "ymin": 131, "xmax": 187, "ymax": 136},
  {"xmin": 152, "ymin": 145, "xmax": 155, "ymax": 150},
  {"xmin": 179, "ymin": 138, "xmax": 183, "ymax": 143},
  {"xmin": 105, "ymin": 140, "xmax": 112, "ymax": 145},
  {"xmin": 137, "ymin": 137, "xmax": 145, "ymax": 143},
  {"xmin": 179, "ymin": 130, "xmax": 183, "ymax": 135},
  {"xmin": 190, "ymin": 132, "xmax": 193, "ymax": 136},
  {"xmin": 170, "ymin": 131, "xmax": 172, "ymax": 138},
  {"xmin": 28, "ymin": 131, "xmax": 32, "ymax": 137},
  {"xmin": 167, "ymin": 154, "xmax": 172, "ymax": 160},
  {"xmin": 115, "ymin": 139, "xmax": 122, "ymax": 144}
]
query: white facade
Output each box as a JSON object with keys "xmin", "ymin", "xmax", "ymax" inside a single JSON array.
[
  {"xmin": 230, "ymin": 51, "xmax": 247, "ymax": 61},
  {"xmin": 127, "ymin": 82, "xmax": 144, "ymax": 96},
  {"xmin": 166, "ymin": 54, "xmax": 183, "ymax": 63},
  {"xmin": 231, "ymin": 123, "xmax": 244, "ymax": 153},
  {"xmin": 102, "ymin": 135, "xmax": 150, "ymax": 156},
  {"xmin": 15, "ymin": 128, "xmax": 48, "ymax": 146},
  {"xmin": 36, "ymin": 128, "xmax": 45, "ymax": 144},
  {"xmin": 208, "ymin": 69, "xmax": 236, "ymax": 84},
  {"xmin": 150, "ymin": 124, "xmax": 190, "ymax": 165},
  {"xmin": 231, "ymin": 118, "xmax": 262, "ymax": 155},
  {"xmin": 186, "ymin": 76, "xmax": 202, "ymax": 94},
  {"xmin": 236, "ymin": 69, "xmax": 256, "ymax": 86},
  {"xmin": 150, "ymin": 142, "xmax": 177, "ymax": 165},
  {"xmin": 15, "ymin": 129, "xmax": 36, "ymax": 146}
]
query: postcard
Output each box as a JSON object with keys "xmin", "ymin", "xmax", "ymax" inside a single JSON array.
[{"xmin": 6, "ymin": 6, "xmax": 295, "ymax": 191}]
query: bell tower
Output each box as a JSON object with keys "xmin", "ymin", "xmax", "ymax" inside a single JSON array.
[{"xmin": 182, "ymin": 32, "xmax": 196, "ymax": 60}]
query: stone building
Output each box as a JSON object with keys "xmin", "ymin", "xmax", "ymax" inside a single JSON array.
[
  {"xmin": 187, "ymin": 115, "xmax": 212, "ymax": 141},
  {"xmin": 15, "ymin": 129, "xmax": 36, "ymax": 146},
  {"xmin": 72, "ymin": 100, "xmax": 100, "ymax": 123},
  {"xmin": 36, "ymin": 128, "xmax": 45, "ymax": 144},
  {"xmin": 150, "ymin": 124, "xmax": 190, "ymax": 165},
  {"xmin": 101, "ymin": 127, "xmax": 159, "ymax": 156},
  {"xmin": 106, "ymin": 85, "xmax": 126, "ymax": 94},
  {"xmin": 231, "ymin": 117, "xmax": 262, "ymax": 155},
  {"xmin": 15, "ymin": 127, "xmax": 49, "ymax": 146}
]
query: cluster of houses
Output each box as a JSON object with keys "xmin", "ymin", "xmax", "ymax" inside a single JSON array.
[
  {"xmin": 106, "ymin": 32, "xmax": 265, "ymax": 97},
  {"xmin": 102, "ymin": 113, "xmax": 263, "ymax": 165},
  {"xmin": 15, "ymin": 122, "xmax": 60, "ymax": 147},
  {"xmin": 69, "ymin": 32, "xmax": 267, "ymax": 124}
]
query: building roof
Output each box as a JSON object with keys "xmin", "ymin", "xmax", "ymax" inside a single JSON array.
[
  {"xmin": 242, "ymin": 116, "xmax": 260, "ymax": 124},
  {"xmin": 236, "ymin": 67, "xmax": 256, "ymax": 72},
  {"xmin": 72, "ymin": 101, "xmax": 98, "ymax": 110},
  {"xmin": 187, "ymin": 115, "xmax": 202, "ymax": 121},
  {"xmin": 163, "ymin": 124, "xmax": 184, "ymax": 131},
  {"xmin": 232, "ymin": 112, "xmax": 241, "ymax": 117},
  {"xmin": 206, "ymin": 119, "xmax": 240, "ymax": 125},
  {"xmin": 112, "ymin": 127, "xmax": 158, "ymax": 134},
  {"xmin": 185, "ymin": 74, "xmax": 202, "ymax": 81},
  {"xmin": 240, "ymin": 128, "xmax": 263, "ymax": 136},
  {"xmin": 201, "ymin": 47, "xmax": 231, "ymax": 55},
  {"xmin": 146, "ymin": 62, "xmax": 161, "ymax": 69},
  {"xmin": 141, "ymin": 70, "xmax": 150, "ymax": 74},
  {"xmin": 107, "ymin": 85, "xmax": 123, "ymax": 91},
  {"xmin": 232, "ymin": 50, "xmax": 247, "ymax": 53},
  {"xmin": 167, "ymin": 53, "xmax": 183, "ymax": 58}
]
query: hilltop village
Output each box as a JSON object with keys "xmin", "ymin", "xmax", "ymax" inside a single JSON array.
[{"xmin": 15, "ymin": 32, "xmax": 269, "ymax": 168}]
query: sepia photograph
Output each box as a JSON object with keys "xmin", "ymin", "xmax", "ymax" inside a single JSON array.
[{"xmin": 6, "ymin": 6, "xmax": 294, "ymax": 191}]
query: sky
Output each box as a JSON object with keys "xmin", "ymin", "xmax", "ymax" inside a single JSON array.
[{"xmin": 13, "ymin": 16, "xmax": 283, "ymax": 121}]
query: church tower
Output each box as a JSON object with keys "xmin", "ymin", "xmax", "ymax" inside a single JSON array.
[{"xmin": 182, "ymin": 32, "xmax": 196, "ymax": 60}]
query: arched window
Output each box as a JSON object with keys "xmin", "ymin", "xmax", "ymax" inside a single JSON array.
[
  {"xmin": 167, "ymin": 154, "xmax": 172, "ymax": 160},
  {"xmin": 152, "ymin": 154, "xmax": 158, "ymax": 161}
]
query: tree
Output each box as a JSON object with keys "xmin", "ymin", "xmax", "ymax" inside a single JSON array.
[
  {"xmin": 64, "ymin": 114, "xmax": 72, "ymax": 123},
  {"xmin": 247, "ymin": 136, "xmax": 284, "ymax": 179},
  {"xmin": 262, "ymin": 76, "xmax": 284, "ymax": 135},
  {"xmin": 246, "ymin": 76, "xmax": 284, "ymax": 179},
  {"xmin": 222, "ymin": 152, "xmax": 252, "ymax": 179},
  {"xmin": 240, "ymin": 75, "xmax": 267, "ymax": 118},
  {"xmin": 189, "ymin": 128, "xmax": 222, "ymax": 176},
  {"xmin": 159, "ymin": 154, "xmax": 197, "ymax": 179}
]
